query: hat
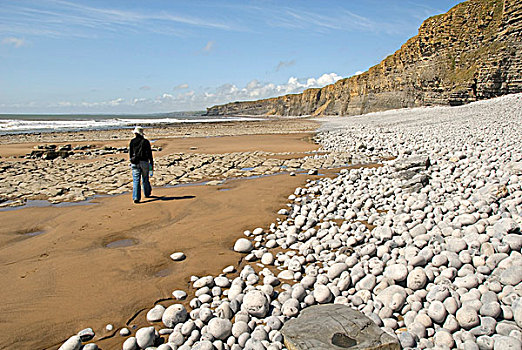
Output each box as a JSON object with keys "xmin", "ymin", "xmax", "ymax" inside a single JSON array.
[{"xmin": 133, "ymin": 126, "xmax": 144, "ymax": 135}]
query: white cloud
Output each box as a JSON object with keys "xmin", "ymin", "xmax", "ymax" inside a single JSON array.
[
  {"xmin": 49, "ymin": 97, "xmax": 125, "ymax": 109},
  {"xmin": 0, "ymin": 1, "xmax": 235, "ymax": 39},
  {"xmin": 132, "ymin": 97, "xmax": 148, "ymax": 104},
  {"xmin": 161, "ymin": 72, "xmax": 344, "ymax": 109},
  {"xmin": 269, "ymin": 8, "xmax": 376, "ymax": 34},
  {"xmin": 108, "ymin": 97, "xmax": 124, "ymax": 106},
  {"xmin": 265, "ymin": 6, "xmax": 409, "ymax": 35},
  {"xmin": 1, "ymin": 37, "xmax": 26, "ymax": 47},
  {"xmin": 139, "ymin": 85, "xmax": 151, "ymax": 91},
  {"xmin": 174, "ymin": 83, "xmax": 189, "ymax": 90},
  {"xmin": 1, "ymin": 72, "xmax": 343, "ymax": 113}
]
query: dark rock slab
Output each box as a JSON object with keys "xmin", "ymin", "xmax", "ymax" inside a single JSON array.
[
  {"xmin": 58, "ymin": 144, "xmax": 72, "ymax": 151},
  {"xmin": 281, "ymin": 304, "xmax": 399, "ymax": 350},
  {"xmin": 402, "ymin": 174, "xmax": 430, "ymax": 192},
  {"xmin": 393, "ymin": 155, "xmax": 430, "ymax": 172}
]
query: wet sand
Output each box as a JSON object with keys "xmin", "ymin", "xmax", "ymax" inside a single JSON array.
[
  {"xmin": 0, "ymin": 133, "xmax": 316, "ymax": 159},
  {"xmin": 0, "ymin": 123, "xmax": 325, "ymax": 349}
]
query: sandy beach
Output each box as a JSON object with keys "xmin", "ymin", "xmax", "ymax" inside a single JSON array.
[{"xmin": 0, "ymin": 119, "xmax": 338, "ymax": 349}]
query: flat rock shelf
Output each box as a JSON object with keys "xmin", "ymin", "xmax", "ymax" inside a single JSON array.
[{"xmin": 281, "ymin": 305, "xmax": 399, "ymax": 350}]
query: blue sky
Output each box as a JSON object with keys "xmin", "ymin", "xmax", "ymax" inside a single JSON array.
[{"xmin": 0, "ymin": 0, "xmax": 462, "ymax": 114}]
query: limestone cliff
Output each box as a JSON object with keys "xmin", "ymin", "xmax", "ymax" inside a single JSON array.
[{"xmin": 206, "ymin": 0, "xmax": 522, "ymax": 116}]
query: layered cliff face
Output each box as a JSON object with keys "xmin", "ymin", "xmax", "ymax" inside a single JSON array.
[{"xmin": 206, "ymin": 0, "xmax": 522, "ymax": 117}]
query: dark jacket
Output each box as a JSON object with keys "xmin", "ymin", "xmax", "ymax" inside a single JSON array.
[{"xmin": 129, "ymin": 134, "xmax": 153, "ymax": 166}]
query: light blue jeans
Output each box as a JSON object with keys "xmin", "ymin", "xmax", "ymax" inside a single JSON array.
[{"xmin": 131, "ymin": 161, "xmax": 151, "ymax": 201}]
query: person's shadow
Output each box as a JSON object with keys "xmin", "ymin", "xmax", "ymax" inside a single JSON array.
[{"xmin": 141, "ymin": 195, "xmax": 195, "ymax": 203}]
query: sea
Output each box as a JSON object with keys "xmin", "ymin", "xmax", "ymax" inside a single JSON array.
[{"xmin": 0, "ymin": 112, "xmax": 263, "ymax": 135}]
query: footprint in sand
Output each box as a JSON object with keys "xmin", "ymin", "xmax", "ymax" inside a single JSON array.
[
  {"xmin": 20, "ymin": 268, "xmax": 38, "ymax": 279},
  {"xmin": 39, "ymin": 252, "xmax": 49, "ymax": 260}
]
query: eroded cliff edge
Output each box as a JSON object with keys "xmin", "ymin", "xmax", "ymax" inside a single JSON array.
[{"xmin": 206, "ymin": 0, "xmax": 522, "ymax": 117}]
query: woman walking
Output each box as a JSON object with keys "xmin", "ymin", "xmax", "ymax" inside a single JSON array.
[{"xmin": 129, "ymin": 126, "xmax": 153, "ymax": 203}]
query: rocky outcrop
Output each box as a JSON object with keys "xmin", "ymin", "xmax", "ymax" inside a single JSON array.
[
  {"xmin": 281, "ymin": 305, "xmax": 400, "ymax": 350},
  {"xmin": 206, "ymin": 0, "xmax": 522, "ymax": 116}
]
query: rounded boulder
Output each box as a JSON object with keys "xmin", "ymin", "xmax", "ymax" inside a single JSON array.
[
  {"xmin": 242, "ymin": 290, "xmax": 270, "ymax": 317},
  {"xmin": 147, "ymin": 304, "xmax": 165, "ymax": 322},
  {"xmin": 456, "ymin": 306, "xmax": 480, "ymax": 330},
  {"xmin": 136, "ymin": 326, "xmax": 156, "ymax": 349},
  {"xmin": 407, "ymin": 267, "xmax": 428, "ymax": 290},
  {"xmin": 384, "ymin": 263, "xmax": 408, "ymax": 282},
  {"xmin": 327, "ymin": 263, "xmax": 348, "ymax": 280},
  {"xmin": 234, "ymin": 238, "xmax": 253, "ymax": 253},
  {"xmin": 208, "ymin": 317, "xmax": 232, "ymax": 340},
  {"xmin": 58, "ymin": 336, "xmax": 81, "ymax": 350},
  {"xmin": 162, "ymin": 304, "xmax": 188, "ymax": 328},
  {"xmin": 313, "ymin": 284, "xmax": 333, "ymax": 304}
]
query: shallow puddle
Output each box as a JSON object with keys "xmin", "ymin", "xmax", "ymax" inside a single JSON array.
[
  {"xmin": 155, "ymin": 268, "xmax": 171, "ymax": 277},
  {"xmin": 0, "ymin": 198, "xmax": 96, "ymax": 212},
  {"xmin": 105, "ymin": 238, "xmax": 137, "ymax": 249},
  {"xmin": 169, "ymin": 180, "xmax": 210, "ymax": 188},
  {"xmin": 24, "ymin": 230, "xmax": 45, "ymax": 237}
]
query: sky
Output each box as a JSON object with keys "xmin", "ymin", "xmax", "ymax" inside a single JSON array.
[{"xmin": 0, "ymin": 0, "xmax": 463, "ymax": 114}]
